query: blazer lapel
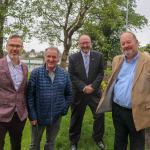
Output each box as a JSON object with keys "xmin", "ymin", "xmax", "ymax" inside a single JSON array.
[
  {"xmin": 88, "ymin": 52, "xmax": 95, "ymax": 77},
  {"xmin": 78, "ymin": 52, "xmax": 87, "ymax": 79},
  {"xmin": 3, "ymin": 58, "xmax": 15, "ymax": 89},
  {"xmin": 132, "ymin": 53, "xmax": 145, "ymax": 89},
  {"xmin": 97, "ymin": 55, "xmax": 124, "ymax": 113},
  {"xmin": 107, "ymin": 55, "xmax": 124, "ymax": 89},
  {"xmin": 18, "ymin": 63, "xmax": 28, "ymax": 91}
]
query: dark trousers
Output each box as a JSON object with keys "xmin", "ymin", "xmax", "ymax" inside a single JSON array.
[
  {"xmin": 69, "ymin": 95, "xmax": 104, "ymax": 144},
  {"xmin": 29, "ymin": 117, "xmax": 61, "ymax": 150},
  {"xmin": 0, "ymin": 112, "xmax": 26, "ymax": 150},
  {"xmin": 112, "ymin": 102, "xmax": 145, "ymax": 150}
]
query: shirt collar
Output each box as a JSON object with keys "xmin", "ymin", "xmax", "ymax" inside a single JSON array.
[
  {"xmin": 6, "ymin": 55, "xmax": 22, "ymax": 66},
  {"xmin": 124, "ymin": 52, "xmax": 139, "ymax": 63},
  {"xmin": 45, "ymin": 65, "xmax": 57, "ymax": 73},
  {"xmin": 81, "ymin": 50, "xmax": 90, "ymax": 57}
]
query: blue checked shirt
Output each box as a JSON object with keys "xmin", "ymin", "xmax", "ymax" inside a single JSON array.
[
  {"xmin": 113, "ymin": 53, "xmax": 139, "ymax": 108},
  {"xmin": 81, "ymin": 50, "xmax": 90, "ymax": 77}
]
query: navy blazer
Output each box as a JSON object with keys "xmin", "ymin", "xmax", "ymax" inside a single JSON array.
[{"xmin": 68, "ymin": 50, "xmax": 104, "ymax": 98}]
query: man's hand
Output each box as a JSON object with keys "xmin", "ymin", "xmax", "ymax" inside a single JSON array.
[
  {"xmin": 31, "ymin": 120, "xmax": 38, "ymax": 126},
  {"xmin": 83, "ymin": 84, "xmax": 94, "ymax": 94}
]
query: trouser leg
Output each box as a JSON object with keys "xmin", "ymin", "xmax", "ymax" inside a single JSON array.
[
  {"xmin": 127, "ymin": 110, "xmax": 145, "ymax": 150},
  {"xmin": 30, "ymin": 124, "xmax": 45, "ymax": 150},
  {"xmin": 88, "ymin": 96, "xmax": 104, "ymax": 143},
  {"xmin": 112, "ymin": 102, "xmax": 128, "ymax": 150},
  {"xmin": 69, "ymin": 96, "xmax": 86, "ymax": 144},
  {"xmin": 7, "ymin": 113, "xmax": 26, "ymax": 150},
  {"xmin": 44, "ymin": 118, "xmax": 61, "ymax": 150},
  {"xmin": 0, "ymin": 122, "xmax": 8, "ymax": 150}
]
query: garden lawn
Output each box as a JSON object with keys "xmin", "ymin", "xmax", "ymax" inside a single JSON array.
[{"xmin": 4, "ymin": 107, "xmax": 148, "ymax": 150}]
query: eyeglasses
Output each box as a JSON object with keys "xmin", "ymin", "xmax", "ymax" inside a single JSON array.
[
  {"xmin": 8, "ymin": 44, "xmax": 22, "ymax": 48},
  {"xmin": 79, "ymin": 42, "xmax": 90, "ymax": 45}
]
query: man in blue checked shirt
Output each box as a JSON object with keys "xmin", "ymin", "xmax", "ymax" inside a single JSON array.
[
  {"xmin": 97, "ymin": 31, "xmax": 150, "ymax": 150},
  {"xmin": 27, "ymin": 47, "xmax": 72, "ymax": 150}
]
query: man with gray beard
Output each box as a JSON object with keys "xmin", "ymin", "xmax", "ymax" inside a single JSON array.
[{"xmin": 97, "ymin": 31, "xmax": 150, "ymax": 150}]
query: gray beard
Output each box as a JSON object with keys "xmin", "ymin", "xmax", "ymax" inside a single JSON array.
[{"xmin": 123, "ymin": 50, "xmax": 133, "ymax": 57}]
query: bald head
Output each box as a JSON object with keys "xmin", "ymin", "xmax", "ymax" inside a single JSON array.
[
  {"xmin": 120, "ymin": 31, "xmax": 138, "ymax": 44},
  {"xmin": 120, "ymin": 31, "xmax": 139, "ymax": 60},
  {"xmin": 79, "ymin": 35, "xmax": 91, "ymax": 42},
  {"xmin": 79, "ymin": 34, "xmax": 91, "ymax": 53}
]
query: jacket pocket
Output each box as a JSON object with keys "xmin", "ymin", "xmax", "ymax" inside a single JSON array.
[{"xmin": 138, "ymin": 73, "xmax": 150, "ymax": 93}]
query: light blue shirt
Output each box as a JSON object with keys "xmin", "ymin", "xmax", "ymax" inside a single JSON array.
[
  {"xmin": 81, "ymin": 50, "xmax": 90, "ymax": 77},
  {"xmin": 113, "ymin": 53, "xmax": 139, "ymax": 108}
]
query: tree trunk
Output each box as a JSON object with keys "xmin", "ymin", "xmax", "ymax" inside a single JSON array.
[
  {"xmin": 60, "ymin": 31, "xmax": 72, "ymax": 69},
  {"xmin": 0, "ymin": 15, "xmax": 4, "ymax": 58},
  {"xmin": 0, "ymin": 36, "xmax": 4, "ymax": 58},
  {"xmin": 60, "ymin": 48, "xmax": 69, "ymax": 69}
]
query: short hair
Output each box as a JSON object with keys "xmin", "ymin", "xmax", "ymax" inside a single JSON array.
[
  {"xmin": 120, "ymin": 31, "xmax": 138, "ymax": 43},
  {"xmin": 79, "ymin": 34, "xmax": 91, "ymax": 42},
  {"xmin": 7, "ymin": 35, "xmax": 23, "ymax": 46},
  {"xmin": 44, "ymin": 47, "xmax": 61, "ymax": 58},
  {"xmin": 8, "ymin": 35, "xmax": 23, "ymax": 40}
]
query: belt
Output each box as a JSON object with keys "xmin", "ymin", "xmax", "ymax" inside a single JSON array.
[{"xmin": 113, "ymin": 101, "xmax": 132, "ymax": 111}]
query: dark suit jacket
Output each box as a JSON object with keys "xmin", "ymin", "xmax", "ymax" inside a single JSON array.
[
  {"xmin": 0, "ymin": 57, "xmax": 28, "ymax": 122},
  {"xmin": 68, "ymin": 50, "xmax": 104, "ymax": 100}
]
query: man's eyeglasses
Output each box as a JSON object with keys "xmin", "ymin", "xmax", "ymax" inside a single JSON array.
[
  {"xmin": 79, "ymin": 42, "xmax": 90, "ymax": 45},
  {"xmin": 8, "ymin": 44, "xmax": 22, "ymax": 48}
]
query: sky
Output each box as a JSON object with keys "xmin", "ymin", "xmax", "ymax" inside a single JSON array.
[
  {"xmin": 24, "ymin": 0, "xmax": 150, "ymax": 52},
  {"xmin": 135, "ymin": 0, "xmax": 150, "ymax": 46}
]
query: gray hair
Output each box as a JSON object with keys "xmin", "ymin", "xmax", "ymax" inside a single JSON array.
[
  {"xmin": 120, "ymin": 31, "xmax": 139, "ymax": 44},
  {"xmin": 44, "ymin": 47, "xmax": 61, "ymax": 58},
  {"xmin": 7, "ymin": 34, "xmax": 23, "ymax": 45},
  {"xmin": 8, "ymin": 34, "xmax": 22, "ymax": 40}
]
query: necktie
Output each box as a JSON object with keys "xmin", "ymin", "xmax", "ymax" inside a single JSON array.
[{"xmin": 84, "ymin": 54, "xmax": 89, "ymax": 77}]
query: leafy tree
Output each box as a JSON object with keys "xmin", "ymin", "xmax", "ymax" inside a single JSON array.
[
  {"xmin": 31, "ymin": 0, "xmax": 147, "ymax": 67},
  {"xmin": 30, "ymin": 0, "xmax": 98, "ymax": 67},
  {"xmin": 1, "ymin": 0, "xmax": 147, "ymax": 66},
  {"xmin": 140, "ymin": 44, "xmax": 150, "ymax": 53},
  {"xmin": 80, "ymin": 0, "xmax": 147, "ymax": 61},
  {"xmin": 0, "ymin": 0, "xmax": 34, "ymax": 58}
]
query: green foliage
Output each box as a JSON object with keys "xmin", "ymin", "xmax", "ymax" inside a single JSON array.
[
  {"xmin": 101, "ymin": 67, "xmax": 112, "ymax": 91},
  {"xmin": 140, "ymin": 44, "xmax": 150, "ymax": 53},
  {"xmin": 4, "ymin": 108, "xmax": 115, "ymax": 150},
  {"xmin": 1, "ymin": 1, "xmax": 31, "ymax": 36},
  {"xmin": 0, "ymin": 0, "xmax": 35, "ymax": 57},
  {"xmin": 0, "ymin": 0, "xmax": 148, "ymax": 62},
  {"xmin": 80, "ymin": 0, "xmax": 148, "ymax": 61},
  {"xmin": 5, "ymin": 108, "xmax": 149, "ymax": 149}
]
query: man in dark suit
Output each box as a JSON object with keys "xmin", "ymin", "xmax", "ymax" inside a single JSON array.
[
  {"xmin": 0, "ymin": 35, "xmax": 28, "ymax": 150},
  {"xmin": 69, "ymin": 34, "xmax": 105, "ymax": 150}
]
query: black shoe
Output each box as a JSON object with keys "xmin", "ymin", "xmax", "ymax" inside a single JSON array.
[
  {"xmin": 71, "ymin": 144, "xmax": 77, "ymax": 150},
  {"xmin": 96, "ymin": 140, "xmax": 105, "ymax": 150}
]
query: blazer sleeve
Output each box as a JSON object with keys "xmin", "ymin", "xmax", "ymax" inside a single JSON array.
[
  {"xmin": 68, "ymin": 55, "xmax": 86, "ymax": 92},
  {"xmin": 91, "ymin": 53, "xmax": 104, "ymax": 90}
]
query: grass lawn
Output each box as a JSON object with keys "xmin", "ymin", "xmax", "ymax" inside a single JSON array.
[{"xmin": 4, "ymin": 107, "xmax": 148, "ymax": 150}]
